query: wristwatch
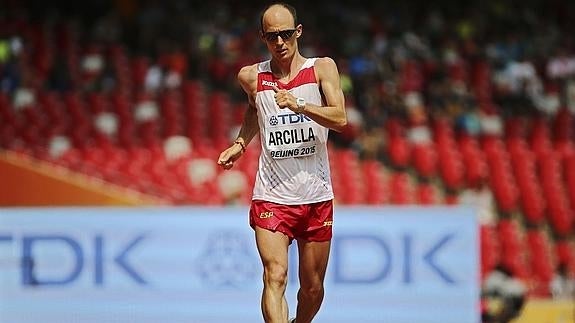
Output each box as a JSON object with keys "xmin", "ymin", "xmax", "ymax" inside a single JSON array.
[{"xmin": 296, "ymin": 97, "xmax": 306, "ymax": 113}]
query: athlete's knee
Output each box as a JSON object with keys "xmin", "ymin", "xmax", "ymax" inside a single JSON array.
[
  {"xmin": 263, "ymin": 262, "xmax": 288, "ymax": 288},
  {"xmin": 300, "ymin": 282, "xmax": 324, "ymax": 300}
]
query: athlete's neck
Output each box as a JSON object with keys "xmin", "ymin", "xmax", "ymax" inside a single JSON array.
[{"xmin": 271, "ymin": 53, "xmax": 306, "ymax": 80}]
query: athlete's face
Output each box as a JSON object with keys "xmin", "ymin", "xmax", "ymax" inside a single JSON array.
[{"xmin": 261, "ymin": 6, "xmax": 302, "ymax": 62}]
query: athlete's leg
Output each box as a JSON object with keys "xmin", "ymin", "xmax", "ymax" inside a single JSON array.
[
  {"xmin": 255, "ymin": 226, "xmax": 291, "ymax": 323},
  {"xmin": 294, "ymin": 239, "xmax": 331, "ymax": 323}
]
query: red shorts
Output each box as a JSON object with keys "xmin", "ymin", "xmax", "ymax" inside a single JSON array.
[{"xmin": 249, "ymin": 199, "xmax": 334, "ymax": 242}]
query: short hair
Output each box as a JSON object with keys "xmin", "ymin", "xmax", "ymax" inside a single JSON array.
[{"xmin": 259, "ymin": 2, "xmax": 298, "ymax": 32}]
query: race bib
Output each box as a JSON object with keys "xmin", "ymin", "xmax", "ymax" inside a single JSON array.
[{"xmin": 265, "ymin": 113, "xmax": 318, "ymax": 159}]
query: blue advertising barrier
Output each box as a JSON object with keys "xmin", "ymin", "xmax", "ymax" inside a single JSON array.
[{"xmin": 0, "ymin": 206, "xmax": 479, "ymax": 323}]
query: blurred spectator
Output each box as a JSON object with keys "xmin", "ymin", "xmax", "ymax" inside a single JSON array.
[
  {"xmin": 0, "ymin": 39, "xmax": 10, "ymax": 63},
  {"xmin": 46, "ymin": 55, "xmax": 72, "ymax": 92},
  {"xmin": 459, "ymin": 179, "xmax": 497, "ymax": 225},
  {"xmin": 91, "ymin": 11, "xmax": 122, "ymax": 45},
  {"xmin": 550, "ymin": 263, "xmax": 575, "ymax": 300},
  {"xmin": 482, "ymin": 264, "xmax": 527, "ymax": 323},
  {"xmin": 492, "ymin": 52, "xmax": 543, "ymax": 117},
  {"xmin": 1, "ymin": 59, "xmax": 22, "ymax": 93},
  {"xmin": 144, "ymin": 63, "xmax": 163, "ymax": 93},
  {"xmin": 567, "ymin": 80, "xmax": 575, "ymax": 112},
  {"xmin": 547, "ymin": 47, "xmax": 575, "ymax": 80}
]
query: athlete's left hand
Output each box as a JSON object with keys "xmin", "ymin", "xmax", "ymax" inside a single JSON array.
[{"xmin": 271, "ymin": 85, "xmax": 296, "ymax": 112}]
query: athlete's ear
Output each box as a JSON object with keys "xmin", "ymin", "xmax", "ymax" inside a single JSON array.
[
  {"xmin": 260, "ymin": 31, "xmax": 266, "ymax": 43},
  {"xmin": 296, "ymin": 24, "xmax": 302, "ymax": 38}
]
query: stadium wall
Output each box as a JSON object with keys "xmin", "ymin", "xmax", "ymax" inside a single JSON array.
[
  {"xmin": 0, "ymin": 206, "xmax": 479, "ymax": 323},
  {"xmin": 0, "ymin": 151, "xmax": 164, "ymax": 206}
]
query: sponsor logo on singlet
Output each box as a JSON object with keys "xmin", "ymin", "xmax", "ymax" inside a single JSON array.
[
  {"xmin": 269, "ymin": 116, "xmax": 279, "ymax": 126},
  {"xmin": 262, "ymin": 80, "xmax": 278, "ymax": 88},
  {"xmin": 269, "ymin": 113, "xmax": 312, "ymax": 126}
]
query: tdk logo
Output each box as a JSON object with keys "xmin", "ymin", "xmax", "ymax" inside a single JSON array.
[
  {"xmin": 0, "ymin": 233, "xmax": 147, "ymax": 286},
  {"xmin": 262, "ymin": 80, "xmax": 277, "ymax": 87},
  {"xmin": 269, "ymin": 113, "xmax": 312, "ymax": 126}
]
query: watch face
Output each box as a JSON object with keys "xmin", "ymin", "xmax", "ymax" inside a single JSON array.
[{"xmin": 296, "ymin": 98, "xmax": 305, "ymax": 113}]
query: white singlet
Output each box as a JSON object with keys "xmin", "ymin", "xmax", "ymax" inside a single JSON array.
[{"xmin": 252, "ymin": 58, "xmax": 334, "ymax": 205}]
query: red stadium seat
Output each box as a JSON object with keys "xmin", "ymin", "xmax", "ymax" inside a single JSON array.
[
  {"xmin": 497, "ymin": 219, "xmax": 530, "ymax": 281},
  {"xmin": 555, "ymin": 240, "xmax": 575, "ymax": 274},
  {"xmin": 458, "ymin": 135, "xmax": 488, "ymax": 187},
  {"xmin": 527, "ymin": 229, "xmax": 555, "ymax": 295},
  {"xmin": 470, "ymin": 60, "xmax": 492, "ymax": 103},
  {"xmin": 362, "ymin": 159, "xmax": 387, "ymax": 204},
  {"xmin": 399, "ymin": 60, "xmax": 424, "ymax": 93},
  {"xmin": 480, "ymin": 224, "xmax": 500, "ymax": 279},
  {"xmin": 387, "ymin": 136, "xmax": 411, "ymax": 169},
  {"xmin": 412, "ymin": 143, "xmax": 437, "ymax": 178},
  {"xmin": 388, "ymin": 171, "xmax": 413, "ymax": 204},
  {"xmin": 415, "ymin": 182, "xmax": 437, "ymax": 205}
]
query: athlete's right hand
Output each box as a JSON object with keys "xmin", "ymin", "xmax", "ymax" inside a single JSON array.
[{"xmin": 217, "ymin": 144, "xmax": 244, "ymax": 170}]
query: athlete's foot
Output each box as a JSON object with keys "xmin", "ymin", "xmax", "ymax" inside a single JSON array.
[{"xmin": 289, "ymin": 318, "xmax": 296, "ymax": 323}]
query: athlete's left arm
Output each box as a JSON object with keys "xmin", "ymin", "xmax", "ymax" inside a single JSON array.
[
  {"xmin": 272, "ymin": 57, "xmax": 347, "ymax": 131},
  {"xmin": 305, "ymin": 57, "xmax": 347, "ymax": 132},
  {"xmin": 273, "ymin": 57, "xmax": 348, "ymax": 132}
]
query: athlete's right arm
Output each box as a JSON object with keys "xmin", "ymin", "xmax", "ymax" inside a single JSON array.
[
  {"xmin": 217, "ymin": 65, "xmax": 259, "ymax": 170},
  {"xmin": 235, "ymin": 65, "xmax": 260, "ymax": 147}
]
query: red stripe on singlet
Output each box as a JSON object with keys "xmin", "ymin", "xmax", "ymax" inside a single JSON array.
[{"xmin": 257, "ymin": 66, "xmax": 317, "ymax": 92}]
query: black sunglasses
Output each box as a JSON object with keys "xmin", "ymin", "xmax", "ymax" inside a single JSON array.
[{"xmin": 263, "ymin": 29, "xmax": 297, "ymax": 42}]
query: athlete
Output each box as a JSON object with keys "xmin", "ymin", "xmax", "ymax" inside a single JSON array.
[{"xmin": 217, "ymin": 3, "xmax": 347, "ymax": 323}]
